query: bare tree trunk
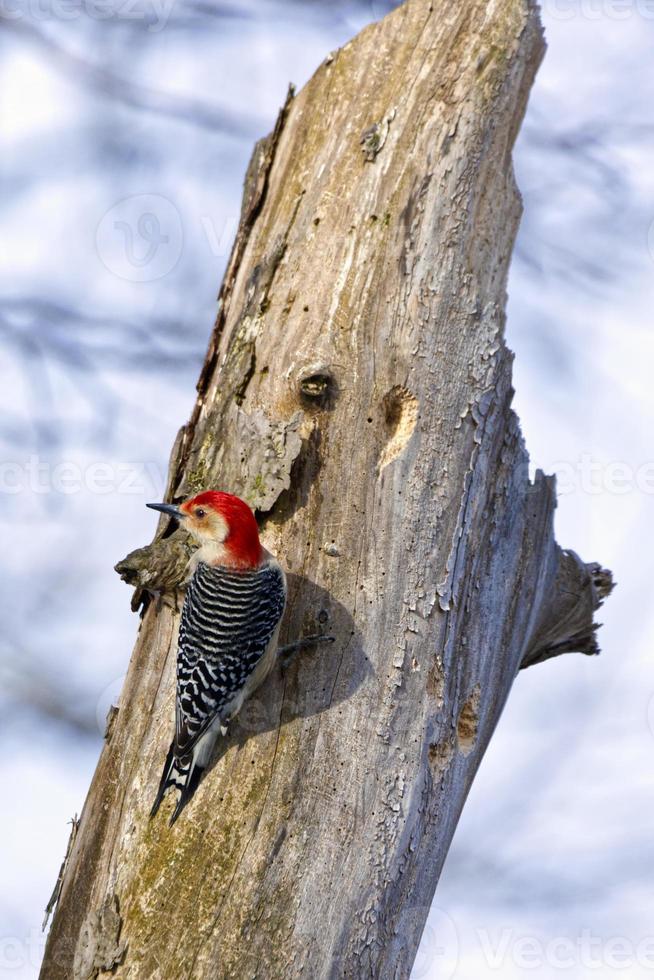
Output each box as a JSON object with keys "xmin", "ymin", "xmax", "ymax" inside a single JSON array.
[{"xmin": 42, "ymin": 2, "xmax": 613, "ymax": 977}]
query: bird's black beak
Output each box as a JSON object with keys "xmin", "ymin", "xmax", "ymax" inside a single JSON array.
[{"xmin": 146, "ymin": 502, "xmax": 182, "ymax": 521}]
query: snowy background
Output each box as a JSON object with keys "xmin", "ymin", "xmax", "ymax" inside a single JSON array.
[{"xmin": 1, "ymin": 1, "xmax": 653, "ymax": 976}]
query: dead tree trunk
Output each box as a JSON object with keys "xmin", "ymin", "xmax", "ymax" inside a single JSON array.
[{"xmin": 42, "ymin": 1, "xmax": 613, "ymax": 977}]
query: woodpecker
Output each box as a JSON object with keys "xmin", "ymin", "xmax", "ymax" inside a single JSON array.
[{"xmin": 147, "ymin": 490, "xmax": 287, "ymax": 824}]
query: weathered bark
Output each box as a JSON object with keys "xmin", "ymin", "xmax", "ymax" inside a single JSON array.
[{"xmin": 42, "ymin": 2, "xmax": 613, "ymax": 978}]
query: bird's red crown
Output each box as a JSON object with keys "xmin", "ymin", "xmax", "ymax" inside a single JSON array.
[{"xmin": 182, "ymin": 491, "xmax": 262, "ymax": 569}]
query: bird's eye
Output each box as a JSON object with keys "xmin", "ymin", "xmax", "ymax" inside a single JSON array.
[{"xmin": 195, "ymin": 508, "xmax": 206, "ymax": 518}]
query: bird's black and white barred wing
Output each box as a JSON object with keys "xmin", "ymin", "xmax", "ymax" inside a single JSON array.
[{"xmin": 174, "ymin": 559, "xmax": 286, "ymax": 757}]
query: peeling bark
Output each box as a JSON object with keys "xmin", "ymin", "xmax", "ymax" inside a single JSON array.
[
  {"xmin": 41, "ymin": 2, "xmax": 613, "ymax": 978},
  {"xmin": 73, "ymin": 895, "xmax": 126, "ymax": 980}
]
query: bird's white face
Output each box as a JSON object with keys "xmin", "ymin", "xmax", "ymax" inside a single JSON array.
[{"xmin": 179, "ymin": 501, "xmax": 229, "ymax": 546}]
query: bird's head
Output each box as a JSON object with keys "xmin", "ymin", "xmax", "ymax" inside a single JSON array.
[{"xmin": 147, "ymin": 491, "xmax": 262, "ymax": 569}]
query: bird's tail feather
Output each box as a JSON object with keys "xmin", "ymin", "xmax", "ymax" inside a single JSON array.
[{"xmin": 150, "ymin": 741, "xmax": 206, "ymax": 825}]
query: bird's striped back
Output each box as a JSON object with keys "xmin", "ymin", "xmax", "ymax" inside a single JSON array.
[{"xmin": 175, "ymin": 559, "xmax": 286, "ymax": 754}]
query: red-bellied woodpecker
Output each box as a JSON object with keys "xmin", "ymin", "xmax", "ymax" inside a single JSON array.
[{"xmin": 147, "ymin": 490, "xmax": 287, "ymax": 824}]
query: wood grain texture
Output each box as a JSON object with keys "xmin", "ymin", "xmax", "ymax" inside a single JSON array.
[{"xmin": 41, "ymin": 2, "xmax": 613, "ymax": 977}]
